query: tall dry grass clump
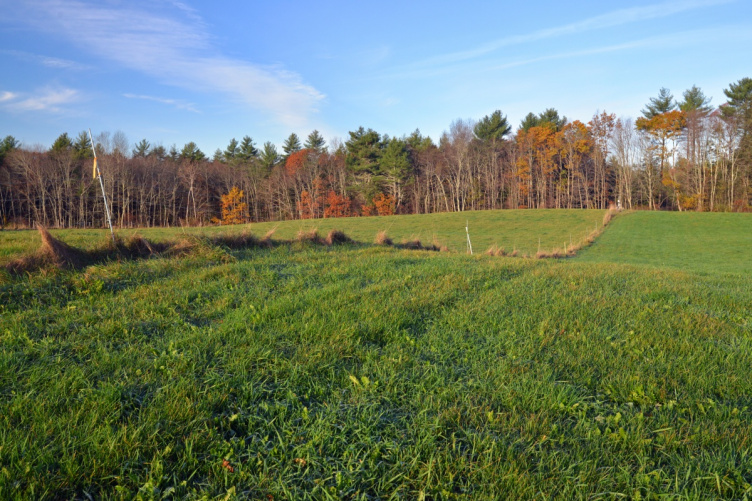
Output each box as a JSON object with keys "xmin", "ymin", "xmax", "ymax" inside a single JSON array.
[
  {"xmin": 375, "ymin": 231, "xmax": 393, "ymax": 246},
  {"xmin": 5, "ymin": 225, "xmax": 89, "ymax": 273},
  {"xmin": 325, "ymin": 229, "xmax": 352, "ymax": 245},
  {"xmin": 210, "ymin": 231, "xmax": 260, "ymax": 249},
  {"xmin": 485, "ymin": 245, "xmax": 508, "ymax": 257},
  {"xmin": 296, "ymin": 229, "xmax": 325, "ymax": 245},
  {"xmin": 261, "ymin": 228, "xmax": 277, "ymax": 247}
]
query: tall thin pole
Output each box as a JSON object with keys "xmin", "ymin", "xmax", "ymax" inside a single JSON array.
[
  {"xmin": 465, "ymin": 220, "xmax": 473, "ymax": 255},
  {"xmin": 88, "ymin": 129, "xmax": 115, "ymax": 244}
]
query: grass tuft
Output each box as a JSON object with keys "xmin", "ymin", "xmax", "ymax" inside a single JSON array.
[
  {"xmin": 375, "ymin": 231, "xmax": 393, "ymax": 246},
  {"xmin": 325, "ymin": 229, "xmax": 352, "ymax": 246}
]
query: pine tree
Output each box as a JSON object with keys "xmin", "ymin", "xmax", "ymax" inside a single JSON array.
[
  {"xmin": 259, "ymin": 142, "xmax": 279, "ymax": 171},
  {"xmin": 474, "ymin": 110, "xmax": 511, "ymax": 141},
  {"xmin": 223, "ymin": 138, "xmax": 239, "ymax": 161},
  {"xmin": 133, "ymin": 139, "xmax": 151, "ymax": 158},
  {"xmin": 679, "ymin": 85, "xmax": 712, "ymax": 113},
  {"xmin": 282, "ymin": 133, "xmax": 302, "ymax": 159},
  {"xmin": 641, "ymin": 88, "xmax": 676, "ymax": 119},
  {"xmin": 304, "ymin": 130, "xmax": 326, "ymax": 152},
  {"xmin": 238, "ymin": 136, "xmax": 258, "ymax": 161}
]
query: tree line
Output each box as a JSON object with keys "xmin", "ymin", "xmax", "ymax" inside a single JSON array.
[{"xmin": 1, "ymin": 78, "xmax": 750, "ymax": 229}]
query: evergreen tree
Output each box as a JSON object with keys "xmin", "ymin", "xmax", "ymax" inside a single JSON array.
[
  {"xmin": 259, "ymin": 141, "xmax": 279, "ymax": 171},
  {"xmin": 304, "ymin": 130, "xmax": 326, "ymax": 152},
  {"xmin": 51, "ymin": 133, "xmax": 72, "ymax": 152},
  {"xmin": 168, "ymin": 145, "xmax": 180, "ymax": 162},
  {"xmin": 519, "ymin": 112, "xmax": 540, "ymax": 132},
  {"xmin": 223, "ymin": 138, "xmax": 239, "ymax": 161},
  {"xmin": 345, "ymin": 127, "xmax": 382, "ymax": 175},
  {"xmin": 213, "ymin": 148, "xmax": 224, "ymax": 163},
  {"xmin": 282, "ymin": 133, "xmax": 302, "ymax": 159},
  {"xmin": 474, "ymin": 110, "xmax": 511, "ymax": 141},
  {"xmin": 0, "ymin": 135, "xmax": 18, "ymax": 165},
  {"xmin": 150, "ymin": 145, "xmax": 167, "ymax": 161},
  {"xmin": 723, "ymin": 77, "xmax": 752, "ymax": 122},
  {"xmin": 238, "ymin": 136, "xmax": 258, "ymax": 161},
  {"xmin": 723, "ymin": 77, "xmax": 752, "ymax": 166},
  {"xmin": 405, "ymin": 129, "xmax": 434, "ymax": 152},
  {"xmin": 180, "ymin": 142, "xmax": 205, "ymax": 162},
  {"xmin": 538, "ymin": 108, "xmax": 567, "ymax": 130},
  {"xmin": 641, "ymin": 88, "xmax": 676, "ymax": 119},
  {"xmin": 133, "ymin": 139, "xmax": 151, "ymax": 158},
  {"xmin": 73, "ymin": 131, "xmax": 93, "ymax": 159},
  {"xmin": 679, "ymin": 85, "xmax": 712, "ymax": 113}
]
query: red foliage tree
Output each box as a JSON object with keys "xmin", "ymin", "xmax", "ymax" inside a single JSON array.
[
  {"xmin": 373, "ymin": 193, "xmax": 395, "ymax": 216},
  {"xmin": 323, "ymin": 190, "xmax": 351, "ymax": 218}
]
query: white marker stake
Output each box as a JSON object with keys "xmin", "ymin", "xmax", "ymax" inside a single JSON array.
[{"xmin": 466, "ymin": 220, "xmax": 473, "ymax": 255}]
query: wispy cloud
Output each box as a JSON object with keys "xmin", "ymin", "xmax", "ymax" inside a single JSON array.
[
  {"xmin": 406, "ymin": 0, "xmax": 735, "ymax": 70},
  {"xmin": 15, "ymin": 0, "xmax": 324, "ymax": 128},
  {"xmin": 123, "ymin": 93, "xmax": 200, "ymax": 113},
  {"xmin": 0, "ymin": 49, "xmax": 90, "ymax": 70},
  {"xmin": 1, "ymin": 87, "xmax": 80, "ymax": 113}
]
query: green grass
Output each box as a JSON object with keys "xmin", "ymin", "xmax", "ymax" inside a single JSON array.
[
  {"xmin": 0, "ymin": 209, "xmax": 605, "ymax": 265},
  {"xmin": 576, "ymin": 211, "xmax": 752, "ymax": 275},
  {"xmin": 2, "ymin": 210, "xmax": 752, "ymax": 499}
]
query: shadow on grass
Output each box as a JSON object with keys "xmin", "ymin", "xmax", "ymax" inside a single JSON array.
[{"xmin": 3, "ymin": 226, "xmax": 448, "ymax": 276}]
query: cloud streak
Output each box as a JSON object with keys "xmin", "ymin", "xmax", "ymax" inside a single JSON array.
[
  {"xmin": 15, "ymin": 0, "xmax": 324, "ymax": 128},
  {"xmin": 123, "ymin": 93, "xmax": 200, "ymax": 113},
  {"xmin": 0, "ymin": 49, "xmax": 90, "ymax": 70},
  {"xmin": 407, "ymin": 0, "xmax": 735, "ymax": 70}
]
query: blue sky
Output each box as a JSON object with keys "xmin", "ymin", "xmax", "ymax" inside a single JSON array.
[{"xmin": 1, "ymin": 0, "xmax": 750, "ymax": 154}]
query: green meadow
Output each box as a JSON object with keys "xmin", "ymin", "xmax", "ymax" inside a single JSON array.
[
  {"xmin": 0, "ymin": 209, "xmax": 605, "ymax": 266},
  {"xmin": 1, "ymin": 210, "xmax": 751, "ymax": 499},
  {"xmin": 576, "ymin": 211, "xmax": 752, "ymax": 275}
]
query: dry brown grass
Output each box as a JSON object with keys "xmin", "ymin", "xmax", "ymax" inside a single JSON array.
[
  {"xmin": 296, "ymin": 229, "xmax": 325, "ymax": 245},
  {"xmin": 375, "ymin": 231, "xmax": 393, "ymax": 246},
  {"xmin": 210, "ymin": 231, "xmax": 260, "ymax": 249},
  {"xmin": 485, "ymin": 245, "xmax": 508, "ymax": 257},
  {"xmin": 325, "ymin": 229, "xmax": 352, "ymax": 246}
]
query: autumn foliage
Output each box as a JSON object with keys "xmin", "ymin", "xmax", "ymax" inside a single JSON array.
[
  {"xmin": 323, "ymin": 191, "xmax": 351, "ymax": 218},
  {"xmin": 297, "ymin": 190, "xmax": 318, "ymax": 219},
  {"xmin": 373, "ymin": 193, "xmax": 395, "ymax": 216},
  {"xmin": 219, "ymin": 187, "xmax": 247, "ymax": 225}
]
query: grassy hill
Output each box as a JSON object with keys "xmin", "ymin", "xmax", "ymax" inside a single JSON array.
[
  {"xmin": 0, "ymin": 209, "xmax": 606, "ymax": 265},
  {"xmin": 1, "ymin": 210, "xmax": 751, "ymax": 499},
  {"xmin": 576, "ymin": 211, "xmax": 752, "ymax": 275}
]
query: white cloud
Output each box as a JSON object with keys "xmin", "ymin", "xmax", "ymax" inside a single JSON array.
[
  {"xmin": 15, "ymin": 0, "xmax": 324, "ymax": 128},
  {"xmin": 2, "ymin": 87, "xmax": 80, "ymax": 113},
  {"xmin": 123, "ymin": 93, "xmax": 200, "ymax": 113}
]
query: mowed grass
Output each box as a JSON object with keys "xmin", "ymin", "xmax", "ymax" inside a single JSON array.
[
  {"xmin": 0, "ymin": 209, "xmax": 606, "ymax": 265},
  {"xmin": 2, "ymin": 236, "xmax": 752, "ymax": 498},
  {"xmin": 576, "ymin": 211, "xmax": 752, "ymax": 275}
]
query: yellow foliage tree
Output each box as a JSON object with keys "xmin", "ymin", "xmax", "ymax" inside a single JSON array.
[{"xmin": 220, "ymin": 187, "xmax": 247, "ymax": 225}]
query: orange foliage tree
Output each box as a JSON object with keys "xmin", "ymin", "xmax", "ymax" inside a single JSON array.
[
  {"xmin": 373, "ymin": 193, "xmax": 395, "ymax": 216},
  {"xmin": 220, "ymin": 187, "xmax": 247, "ymax": 225},
  {"xmin": 297, "ymin": 190, "xmax": 318, "ymax": 219},
  {"xmin": 323, "ymin": 190, "xmax": 351, "ymax": 218},
  {"xmin": 285, "ymin": 148, "xmax": 315, "ymax": 176}
]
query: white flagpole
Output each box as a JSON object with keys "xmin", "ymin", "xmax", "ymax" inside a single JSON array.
[{"xmin": 88, "ymin": 129, "xmax": 115, "ymax": 244}]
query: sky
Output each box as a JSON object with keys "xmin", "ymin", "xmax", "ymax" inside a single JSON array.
[{"xmin": 1, "ymin": 0, "xmax": 751, "ymax": 154}]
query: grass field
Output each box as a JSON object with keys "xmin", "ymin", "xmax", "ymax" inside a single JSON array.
[
  {"xmin": 0, "ymin": 209, "xmax": 606, "ymax": 265},
  {"xmin": 1, "ymin": 210, "xmax": 751, "ymax": 499},
  {"xmin": 576, "ymin": 211, "xmax": 752, "ymax": 275}
]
